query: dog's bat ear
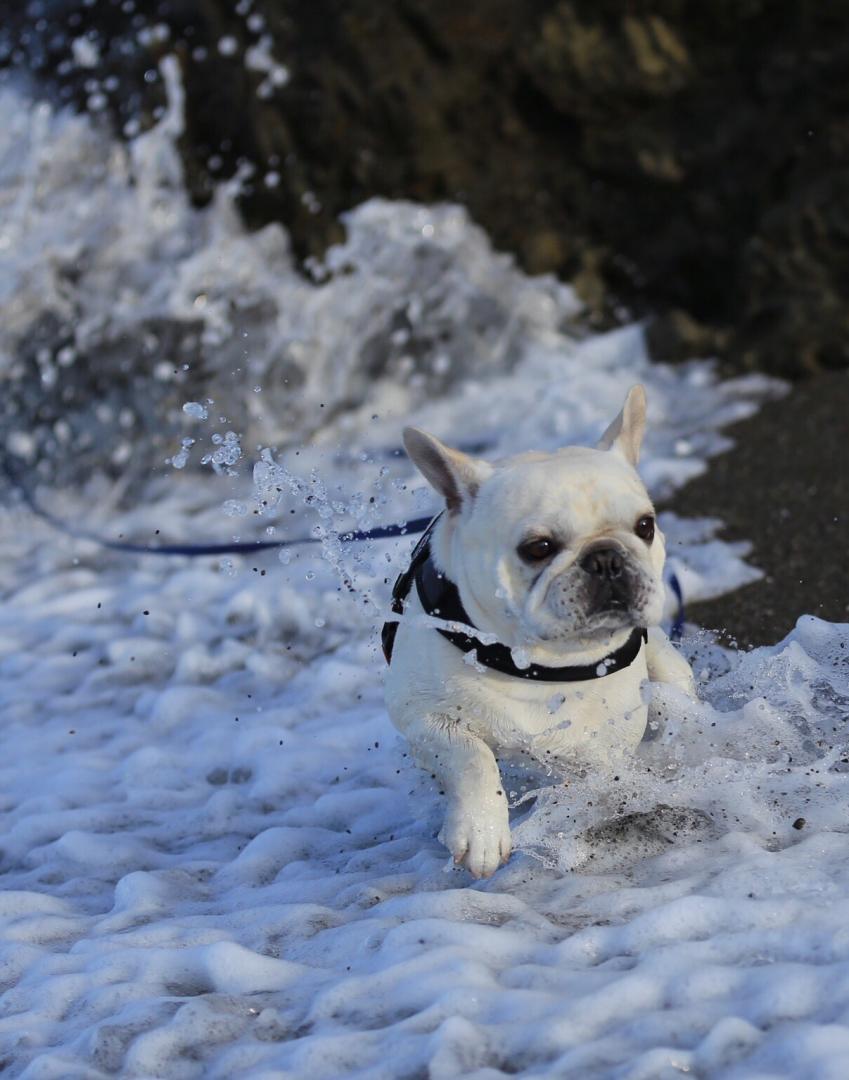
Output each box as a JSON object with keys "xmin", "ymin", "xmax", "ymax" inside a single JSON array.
[
  {"xmin": 402, "ymin": 428, "xmax": 492, "ymax": 513},
  {"xmin": 596, "ymin": 384, "xmax": 647, "ymax": 466}
]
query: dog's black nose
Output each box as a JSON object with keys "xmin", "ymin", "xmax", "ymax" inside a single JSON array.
[{"xmin": 580, "ymin": 547, "xmax": 624, "ymax": 580}]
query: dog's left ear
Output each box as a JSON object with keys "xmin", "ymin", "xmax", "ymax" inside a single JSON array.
[
  {"xmin": 403, "ymin": 427, "xmax": 492, "ymax": 514},
  {"xmin": 596, "ymin": 385, "xmax": 647, "ymax": 466}
]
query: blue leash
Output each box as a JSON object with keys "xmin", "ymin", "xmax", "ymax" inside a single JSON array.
[
  {"xmin": 4, "ymin": 456, "xmax": 686, "ymax": 636},
  {"xmin": 668, "ymin": 570, "xmax": 686, "ymax": 642},
  {"xmin": 2, "ymin": 458, "xmax": 434, "ymax": 555}
]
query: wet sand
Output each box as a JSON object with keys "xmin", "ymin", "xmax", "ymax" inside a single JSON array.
[
  {"xmin": 669, "ymin": 371, "xmax": 846, "ymax": 643},
  {"xmin": 668, "ymin": 369, "xmax": 849, "ymax": 647}
]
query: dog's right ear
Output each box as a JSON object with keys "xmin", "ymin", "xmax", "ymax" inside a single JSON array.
[{"xmin": 403, "ymin": 428, "xmax": 492, "ymax": 514}]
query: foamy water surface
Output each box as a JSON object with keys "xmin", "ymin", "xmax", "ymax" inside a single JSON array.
[{"xmin": 2, "ymin": 56, "xmax": 848, "ymax": 1080}]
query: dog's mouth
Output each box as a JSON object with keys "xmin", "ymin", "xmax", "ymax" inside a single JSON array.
[
  {"xmin": 530, "ymin": 602, "xmax": 638, "ymax": 643},
  {"xmin": 528, "ymin": 556, "xmax": 658, "ymax": 640},
  {"xmin": 583, "ymin": 603, "xmax": 637, "ymax": 631},
  {"xmin": 585, "ymin": 572, "xmax": 635, "ymax": 617}
]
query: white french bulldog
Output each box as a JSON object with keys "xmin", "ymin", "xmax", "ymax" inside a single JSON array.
[{"xmin": 384, "ymin": 386, "xmax": 695, "ymax": 878}]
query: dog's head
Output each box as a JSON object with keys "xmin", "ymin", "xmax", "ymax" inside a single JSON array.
[{"xmin": 404, "ymin": 386, "xmax": 666, "ymax": 649}]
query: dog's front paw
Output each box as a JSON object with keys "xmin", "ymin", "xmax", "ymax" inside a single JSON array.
[{"xmin": 439, "ymin": 799, "xmax": 512, "ymax": 879}]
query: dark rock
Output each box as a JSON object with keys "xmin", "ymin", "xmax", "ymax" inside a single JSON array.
[
  {"xmin": 4, "ymin": 1, "xmax": 849, "ymax": 377},
  {"xmin": 1, "ymin": 315, "xmax": 207, "ymax": 485}
]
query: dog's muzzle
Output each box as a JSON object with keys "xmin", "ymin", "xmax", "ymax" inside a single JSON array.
[{"xmin": 579, "ymin": 543, "xmax": 633, "ymax": 613}]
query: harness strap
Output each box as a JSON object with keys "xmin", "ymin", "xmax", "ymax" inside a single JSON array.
[
  {"xmin": 382, "ymin": 524, "xmax": 648, "ymax": 683},
  {"xmin": 381, "ymin": 517, "xmax": 439, "ymax": 663}
]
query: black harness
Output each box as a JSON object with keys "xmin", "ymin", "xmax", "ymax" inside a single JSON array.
[{"xmin": 382, "ymin": 517, "xmax": 648, "ymax": 682}]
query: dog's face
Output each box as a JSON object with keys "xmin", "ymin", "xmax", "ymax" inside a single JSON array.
[{"xmin": 404, "ymin": 386, "xmax": 667, "ymax": 647}]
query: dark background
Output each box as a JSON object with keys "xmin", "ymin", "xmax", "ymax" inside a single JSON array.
[{"xmin": 10, "ymin": 0, "xmax": 849, "ymax": 377}]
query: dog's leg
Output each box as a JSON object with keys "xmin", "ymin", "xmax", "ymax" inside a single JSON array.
[
  {"xmin": 405, "ymin": 714, "xmax": 511, "ymax": 878},
  {"xmin": 646, "ymin": 627, "xmax": 697, "ymax": 696}
]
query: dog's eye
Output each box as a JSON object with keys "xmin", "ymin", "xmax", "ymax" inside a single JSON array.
[
  {"xmin": 517, "ymin": 537, "xmax": 558, "ymax": 563},
  {"xmin": 634, "ymin": 515, "xmax": 655, "ymax": 542}
]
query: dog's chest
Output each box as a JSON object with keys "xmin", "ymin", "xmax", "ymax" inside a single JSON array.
[
  {"xmin": 385, "ymin": 593, "xmax": 650, "ymax": 763},
  {"xmin": 468, "ymin": 654, "xmax": 649, "ymax": 760}
]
